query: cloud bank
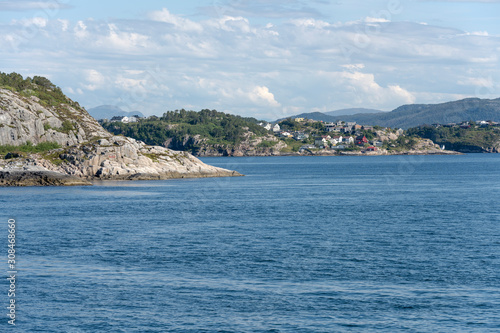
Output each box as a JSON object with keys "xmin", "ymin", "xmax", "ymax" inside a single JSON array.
[{"xmin": 1, "ymin": 5, "xmax": 499, "ymax": 119}]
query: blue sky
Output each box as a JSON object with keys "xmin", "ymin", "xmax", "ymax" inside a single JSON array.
[{"xmin": 1, "ymin": 0, "xmax": 500, "ymax": 120}]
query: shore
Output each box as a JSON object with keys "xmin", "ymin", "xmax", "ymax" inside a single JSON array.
[{"xmin": 195, "ymin": 148, "xmax": 463, "ymax": 157}]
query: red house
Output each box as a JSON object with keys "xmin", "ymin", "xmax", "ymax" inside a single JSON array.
[{"xmin": 355, "ymin": 136, "xmax": 368, "ymax": 145}]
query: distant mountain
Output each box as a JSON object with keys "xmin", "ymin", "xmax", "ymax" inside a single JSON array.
[
  {"xmin": 280, "ymin": 112, "xmax": 337, "ymax": 123},
  {"xmin": 281, "ymin": 98, "xmax": 500, "ymax": 129},
  {"xmin": 324, "ymin": 108, "xmax": 384, "ymax": 117},
  {"xmin": 87, "ymin": 105, "xmax": 144, "ymax": 120},
  {"xmin": 333, "ymin": 98, "xmax": 500, "ymax": 129}
]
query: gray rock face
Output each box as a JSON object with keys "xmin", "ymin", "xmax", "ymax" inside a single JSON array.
[
  {"xmin": 0, "ymin": 89, "xmax": 109, "ymax": 146},
  {"xmin": 0, "ymin": 88, "xmax": 242, "ymax": 184}
]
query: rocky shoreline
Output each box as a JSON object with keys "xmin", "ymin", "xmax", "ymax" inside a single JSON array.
[
  {"xmin": 0, "ymin": 87, "xmax": 243, "ymax": 186},
  {"xmin": 0, "ymin": 168, "xmax": 242, "ymax": 187},
  {"xmin": 195, "ymin": 148, "xmax": 463, "ymax": 157},
  {"xmin": 0, "ymin": 170, "xmax": 92, "ymax": 187}
]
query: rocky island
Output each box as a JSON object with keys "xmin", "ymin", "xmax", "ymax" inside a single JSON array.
[{"xmin": 0, "ymin": 74, "xmax": 241, "ymax": 186}]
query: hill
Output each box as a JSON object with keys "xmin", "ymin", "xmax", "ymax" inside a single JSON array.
[
  {"xmin": 0, "ymin": 72, "xmax": 240, "ymax": 185},
  {"xmin": 281, "ymin": 98, "xmax": 500, "ymax": 129},
  {"xmin": 324, "ymin": 108, "xmax": 383, "ymax": 117},
  {"xmin": 406, "ymin": 123, "xmax": 500, "ymax": 153},
  {"xmin": 102, "ymin": 109, "xmax": 283, "ymax": 156},
  {"xmin": 277, "ymin": 112, "xmax": 338, "ymax": 123},
  {"xmin": 334, "ymin": 98, "xmax": 500, "ymax": 129},
  {"xmin": 87, "ymin": 105, "xmax": 145, "ymax": 120}
]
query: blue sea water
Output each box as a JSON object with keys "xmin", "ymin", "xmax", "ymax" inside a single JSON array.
[{"xmin": 1, "ymin": 154, "xmax": 499, "ymax": 332}]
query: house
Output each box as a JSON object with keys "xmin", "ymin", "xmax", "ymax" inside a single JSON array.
[
  {"xmin": 328, "ymin": 138, "xmax": 339, "ymax": 146},
  {"xmin": 355, "ymin": 136, "xmax": 368, "ymax": 145},
  {"xmin": 366, "ymin": 146, "xmax": 378, "ymax": 151},
  {"xmin": 299, "ymin": 144, "xmax": 316, "ymax": 151},
  {"xmin": 280, "ymin": 131, "xmax": 292, "ymax": 138},
  {"xmin": 326, "ymin": 126, "xmax": 342, "ymax": 132},
  {"xmin": 314, "ymin": 137, "xmax": 329, "ymax": 148},
  {"xmin": 343, "ymin": 136, "xmax": 354, "ymax": 144},
  {"xmin": 110, "ymin": 115, "xmax": 140, "ymax": 123},
  {"xmin": 259, "ymin": 122, "xmax": 272, "ymax": 131},
  {"xmin": 293, "ymin": 132, "xmax": 308, "ymax": 140},
  {"xmin": 324, "ymin": 122, "xmax": 336, "ymax": 132},
  {"xmin": 362, "ymin": 126, "xmax": 374, "ymax": 131},
  {"xmin": 127, "ymin": 115, "xmax": 142, "ymax": 123},
  {"xmin": 372, "ymin": 141, "xmax": 383, "ymax": 147},
  {"xmin": 272, "ymin": 124, "xmax": 281, "ymax": 132},
  {"xmin": 110, "ymin": 116, "xmax": 125, "ymax": 122},
  {"xmin": 293, "ymin": 117, "xmax": 305, "ymax": 122},
  {"xmin": 331, "ymin": 135, "xmax": 343, "ymax": 142}
]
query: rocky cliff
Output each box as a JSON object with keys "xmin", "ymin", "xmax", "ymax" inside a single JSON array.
[
  {"xmin": 163, "ymin": 132, "xmax": 288, "ymax": 157},
  {"xmin": 0, "ymin": 87, "xmax": 241, "ymax": 185}
]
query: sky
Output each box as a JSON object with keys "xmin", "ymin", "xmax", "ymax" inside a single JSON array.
[{"xmin": 1, "ymin": 0, "xmax": 500, "ymax": 120}]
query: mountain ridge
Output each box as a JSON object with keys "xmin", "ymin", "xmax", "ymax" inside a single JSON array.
[{"xmin": 281, "ymin": 97, "xmax": 500, "ymax": 129}]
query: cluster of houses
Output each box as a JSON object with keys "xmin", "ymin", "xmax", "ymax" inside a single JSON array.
[
  {"xmin": 431, "ymin": 120, "xmax": 500, "ymax": 129},
  {"xmin": 324, "ymin": 121, "xmax": 374, "ymax": 133},
  {"xmin": 259, "ymin": 118, "xmax": 389, "ymax": 151},
  {"xmin": 310, "ymin": 134, "xmax": 383, "ymax": 151}
]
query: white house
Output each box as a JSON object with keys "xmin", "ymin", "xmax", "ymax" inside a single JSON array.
[
  {"xmin": 315, "ymin": 137, "xmax": 329, "ymax": 148},
  {"xmin": 273, "ymin": 124, "xmax": 281, "ymax": 132},
  {"xmin": 343, "ymin": 136, "xmax": 354, "ymax": 144},
  {"xmin": 280, "ymin": 131, "xmax": 292, "ymax": 138},
  {"xmin": 259, "ymin": 122, "xmax": 272, "ymax": 131}
]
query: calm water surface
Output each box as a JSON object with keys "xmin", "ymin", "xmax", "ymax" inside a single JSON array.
[{"xmin": 1, "ymin": 154, "xmax": 499, "ymax": 332}]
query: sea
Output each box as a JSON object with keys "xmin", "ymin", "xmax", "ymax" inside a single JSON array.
[{"xmin": 1, "ymin": 154, "xmax": 499, "ymax": 332}]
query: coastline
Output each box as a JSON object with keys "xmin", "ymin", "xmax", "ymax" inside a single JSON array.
[{"xmin": 194, "ymin": 148, "xmax": 464, "ymax": 157}]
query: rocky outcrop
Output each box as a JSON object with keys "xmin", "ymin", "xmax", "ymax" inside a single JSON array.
[
  {"xmin": 163, "ymin": 132, "xmax": 288, "ymax": 157},
  {"xmin": 0, "ymin": 89, "xmax": 109, "ymax": 146},
  {"xmin": 0, "ymin": 170, "xmax": 91, "ymax": 187},
  {"xmin": 0, "ymin": 87, "xmax": 242, "ymax": 185}
]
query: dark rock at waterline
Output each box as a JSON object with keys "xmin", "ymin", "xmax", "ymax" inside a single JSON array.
[{"xmin": 0, "ymin": 171, "xmax": 92, "ymax": 187}]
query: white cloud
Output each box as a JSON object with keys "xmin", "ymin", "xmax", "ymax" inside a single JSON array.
[
  {"xmin": 84, "ymin": 69, "xmax": 105, "ymax": 91},
  {"xmin": 339, "ymin": 71, "xmax": 416, "ymax": 106},
  {"xmin": 342, "ymin": 64, "xmax": 365, "ymax": 71},
  {"xmin": 74, "ymin": 20, "xmax": 88, "ymax": 39},
  {"xmin": 249, "ymin": 86, "xmax": 281, "ymax": 107},
  {"xmin": 99, "ymin": 24, "xmax": 150, "ymax": 51},
  {"xmin": 2, "ymin": 6, "xmax": 499, "ymax": 118},
  {"xmin": 290, "ymin": 18, "xmax": 330, "ymax": 29},
  {"xmin": 16, "ymin": 17, "xmax": 48, "ymax": 27},
  {"xmin": 149, "ymin": 8, "xmax": 203, "ymax": 32},
  {"xmin": 58, "ymin": 19, "xmax": 69, "ymax": 32},
  {"xmin": 364, "ymin": 17, "xmax": 390, "ymax": 24},
  {"xmin": 0, "ymin": 1, "xmax": 72, "ymax": 11}
]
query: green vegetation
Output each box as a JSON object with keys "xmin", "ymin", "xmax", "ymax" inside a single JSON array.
[
  {"xmin": 384, "ymin": 136, "xmax": 419, "ymax": 151},
  {"xmin": 257, "ymin": 140, "xmax": 276, "ymax": 148},
  {"xmin": 407, "ymin": 125, "xmax": 500, "ymax": 151},
  {"xmin": 0, "ymin": 141, "xmax": 61, "ymax": 156},
  {"xmin": 60, "ymin": 120, "xmax": 75, "ymax": 133},
  {"xmin": 102, "ymin": 109, "xmax": 270, "ymax": 154},
  {"xmin": 279, "ymin": 138, "xmax": 305, "ymax": 153},
  {"xmin": 0, "ymin": 72, "xmax": 80, "ymax": 108}
]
